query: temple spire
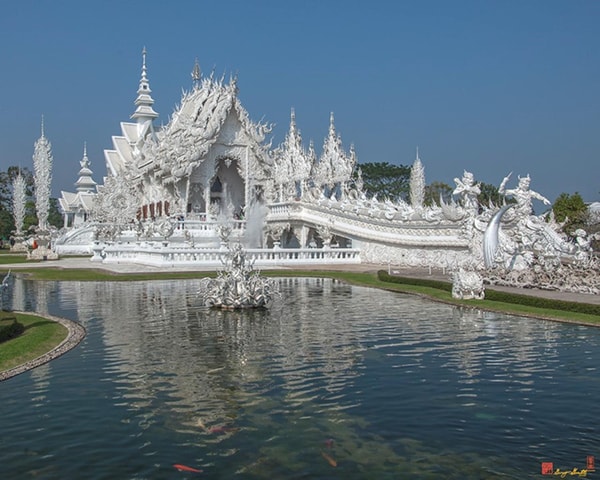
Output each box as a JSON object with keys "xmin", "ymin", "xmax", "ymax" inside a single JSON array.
[
  {"xmin": 131, "ymin": 47, "xmax": 159, "ymax": 123},
  {"xmin": 41, "ymin": 115, "xmax": 45, "ymax": 138}
]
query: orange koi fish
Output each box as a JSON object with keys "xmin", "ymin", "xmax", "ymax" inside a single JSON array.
[
  {"xmin": 321, "ymin": 451, "xmax": 338, "ymax": 467},
  {"xmin": 173, "ymin": 464, "xmax": 203, "ymax": 473},
  {"xmin": 208, "ymin": 425, "xmax": 240, "ymax": 434}
]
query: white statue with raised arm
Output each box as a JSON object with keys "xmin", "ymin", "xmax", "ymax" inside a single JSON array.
[
  {"xmin": 453, "ymin": 170, "xmax": 480, "ymax": 214},
  {"xmin": 498, "ymin": 172, "xmax": 550, "ymax": 217}
]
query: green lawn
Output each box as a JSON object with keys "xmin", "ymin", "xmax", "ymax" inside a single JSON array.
[
  {"xmin": 0, "ymin": 313, "xmax": 67, "ymax": 372},
  {"xmin": 0, "ymin": 254, "xmax": 30, "ymax": 264}
]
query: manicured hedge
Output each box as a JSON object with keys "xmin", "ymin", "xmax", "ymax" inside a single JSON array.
[
  {"xmin": 377, "ymin": 271, "xmax": 452, "ymax": 292},
  {"xmin": 377, "ymin": 270, "xmax": 600, "ymax": 317},
  {"xmin": 0, "ymin": 317, "xmax": 25, "ymax": 343},
  {"xmin": 482, "ymin": 289, "xmax": 600, "ymax": 316}
]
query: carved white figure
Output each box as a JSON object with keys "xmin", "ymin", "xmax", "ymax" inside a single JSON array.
[
  {"xmin": 499, "ymin": 173, "xmax": 550, "ymax": 217},
  {"xmin": 451, "ymin": 268, "xmax": 485, "ymax": 300},
  {"xmin": 573, "ymin": 229, "xmax": 593, "ymax": 265},
  {"xmin": 453, "ymin": 170, "xmax": 480, "ymax": 214}
]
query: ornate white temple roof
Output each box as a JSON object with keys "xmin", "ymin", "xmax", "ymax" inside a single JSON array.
[{"xmin": 104, "ymin": 54, "xmax": 272, "ymax": 186}]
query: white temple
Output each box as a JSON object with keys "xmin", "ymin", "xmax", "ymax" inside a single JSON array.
[{"xmin": 51, "ymin": 50, "xmax": 597, "ymax": 294}]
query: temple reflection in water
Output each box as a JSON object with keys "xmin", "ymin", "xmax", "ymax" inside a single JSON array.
[
  {"xmin": 12, "ymin": 278, "xmax": 561, "ymax": 416},
  {"xmin": 4, "ymin": 277, "xmax": 593, "ymax": 478}
]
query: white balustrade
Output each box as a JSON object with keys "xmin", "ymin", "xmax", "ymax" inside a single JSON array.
[{"xmin": 101, "ymin": 243, "xmax": 360, "ymax": 267}]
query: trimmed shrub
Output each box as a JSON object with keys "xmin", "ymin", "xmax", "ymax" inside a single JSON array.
[
  {"xmin": 377, "ymin": 270, "xmax": 600, "ymax": 316},
  {"xmin": 378, "ymin": 271, "xmax": 452, "ymax": 292},
  {"xmin": 0, "ymin": 317, "xmax": 25, "ymax": 343}
]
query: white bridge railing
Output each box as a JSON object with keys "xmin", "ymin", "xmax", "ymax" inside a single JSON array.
[{"xmin": 100, "ymin": 243, "xmax": 360, "ymax": 268}]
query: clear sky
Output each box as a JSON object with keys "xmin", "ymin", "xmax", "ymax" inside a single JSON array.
[{"xmin": 1, "ymin": 0, "xmax": 598, "ymax": 205}]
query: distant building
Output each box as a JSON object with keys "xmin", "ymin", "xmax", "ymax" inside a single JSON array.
[{"xmin": 58, "ymin": 143, "xmax": 97, "ymax": 228}]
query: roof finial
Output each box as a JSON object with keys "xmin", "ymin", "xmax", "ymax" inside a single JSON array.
[
  {"xmin": 41, "ymin": 115, "xmax": 45, "ymax": 138},
  {"xmin": 416, "ymin": 146, "xmax": 420, "ymax": 160},
  {"xmin": 81, "ymin": 142, "xmax": 90, "ymax": 169},
  {"xmin": 191, "ymin": 57, "xmax": 201, "ymax": 87}
]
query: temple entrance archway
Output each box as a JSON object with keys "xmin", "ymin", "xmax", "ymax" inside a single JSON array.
[{"xmin": 210, "ymin": 157, "xmax": 244, "ymax": 217}]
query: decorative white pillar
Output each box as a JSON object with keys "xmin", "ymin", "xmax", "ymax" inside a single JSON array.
[{"xmin": 33, "ymin": 118, "xmax": 53, "ymax": 231}]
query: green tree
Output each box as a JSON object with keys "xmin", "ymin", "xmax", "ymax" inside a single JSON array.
[
  {"xmin": 424, "ymin": 181, "xmax": 453, "ymax": 206},
  {"xmin": 355, "ymin": 162, "xmax": 411, "ymax": 201},
  {"xmin": 0, "ymin": 209, "xmax": 14, "ymax": 242},
  {"xmin": 0, "ymin": 166, "xmax": 62, "ymax": 239},
  {"xmin": 48, "ymin": 198, "xmax": 63, "ymax": 229},
  {"xmin": 477, "ymin": 182, "xmax": 504, "ymax": 208},
  {"xmin": 552, "ymin": 192, "xmax": 588, "ymax": 235}
]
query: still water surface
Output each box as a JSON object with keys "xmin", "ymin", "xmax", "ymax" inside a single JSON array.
[{"xmin": 1, "ymin": 277, "xmax": 599, "ymax": 479}]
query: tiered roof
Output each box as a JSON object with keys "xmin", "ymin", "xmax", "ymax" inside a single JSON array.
[{"xmin": 104, "ymin": 53, "xmax": 272, "ymax": 185}]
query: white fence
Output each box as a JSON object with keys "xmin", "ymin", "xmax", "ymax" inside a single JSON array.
[{"xmin": 100, "ymin": 243, "xmax": 361, "ymax": 268}]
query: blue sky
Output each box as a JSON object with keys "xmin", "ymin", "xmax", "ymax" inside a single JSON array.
[{"xmin": 1, "ymin": 0, "xmax": 598, "ymax": 204}]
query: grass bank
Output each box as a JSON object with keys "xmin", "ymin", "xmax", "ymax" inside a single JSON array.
[
  {"xmin": 0, "ymin": 254, "xmax": 30, "ymax": 265},
  {"xmin": 0, "ymin": 312, "xmax": 68, "ymax": 372}
]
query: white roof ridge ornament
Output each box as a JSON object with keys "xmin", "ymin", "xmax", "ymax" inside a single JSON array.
[{"xmin": 191, "ymin": 57, "xmax": 201, "ymax": 88}]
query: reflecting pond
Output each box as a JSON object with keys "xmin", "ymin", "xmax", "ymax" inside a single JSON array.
[{"xmin": 1, "ymin": 277, "xmax": 599, "ymax": 479}]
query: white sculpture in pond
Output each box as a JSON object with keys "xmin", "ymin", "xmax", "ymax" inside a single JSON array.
[
  {"xmin": 452, "ymin": 268, "xmax": 485, "ymax": 300},
  {"xmin": 198, "ymin": 244, "xmax": 277, "ymax": 309}
]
